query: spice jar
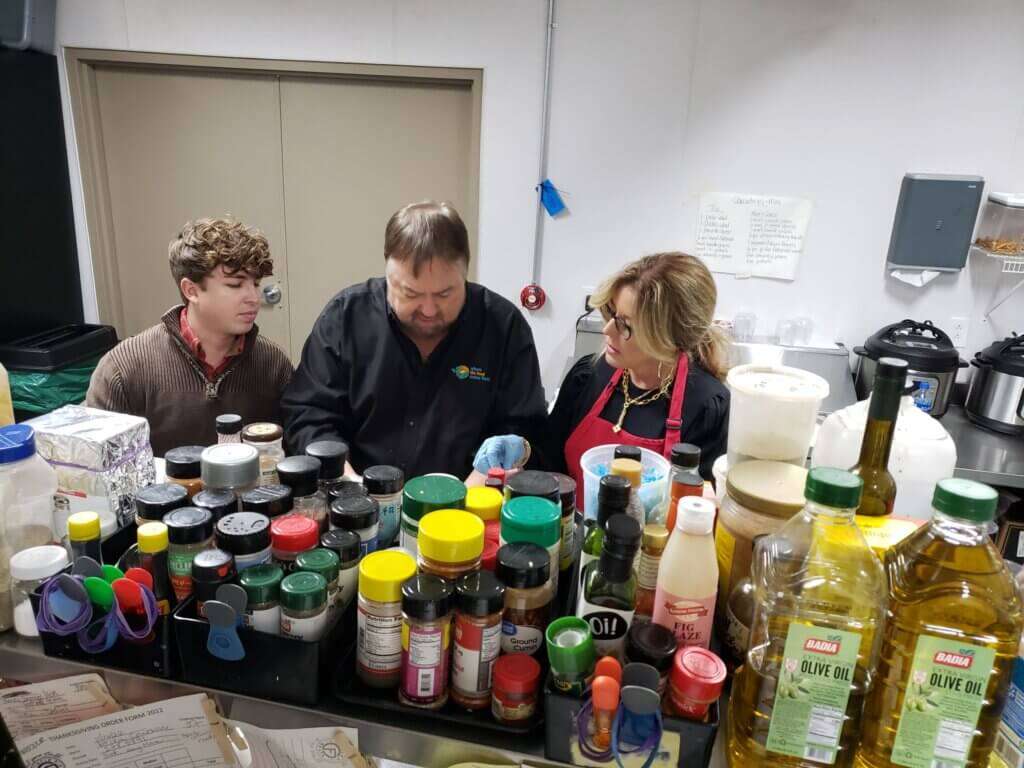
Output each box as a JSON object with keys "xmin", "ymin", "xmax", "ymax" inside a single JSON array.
[
  {"xmin": 164, "ymin": 446, "xmax": 205, "ymax": 498},
  {"xmin": 67, "ymin": 511, "xmax": 102, "ymax": 563},
  {"xmin": 545, "ymin": 616, "xmax": 597, "ymax": 696},
  {"xmin": 500, "ymin": 496, "xmax": 561, "ymax": 592},
  {"xmin": 496, "ymin": 542, "xmax": 552, "ymax": 656},
  {"xmin": 215, "ymin": 414, "xmax": 243, "ymax": 444},
  {"xmin": 329, "ymin": 480, "xmax": 369, "ymax": 504},
  {"xmin": 201, "ymin": 444, "xmax": 260, "ymax": 501},
  {"xmin": 465, "ymin": 486, "xmax": 503, "ymax": 523},
  {"xmin": 401, "ymin": 475, "xmax": 467, "ymax": 556},
  {"xmin": 240, "ymin": 484, "xmax": 294, "ymax": 519},
  {"xmin": 491, "ymin": 654, "xmax": 541, "ymax": 725},
  {"xmin": 485, "ymin": 468, "xmax": 505, "ymax": 491},
  {"xmin": 135, "ymin": 483, "xmax": 189, "ymax": 526},
  {"xmin": 358, "ymin": 550, "xmax": 417, "ymax": 688},
  {"xmin": 193, "ymin": 489, "xmax": 237, "ymax": 523},
  {"xmin": 504, "ymin": 470, "xmax": 561, "ymax": 506},
  {"xmin": 399, "ymin": 574, "xmax": 453, "ymax": 709},
  {"xmin": 451, "ymin": 571, "xmax": 505, "ymax": 711},
  {"xmin": 363, "ymin": 465, "xmax": 404, "ymax": 547},
  {"xmin": 417, "ymin": 509, "xmax": 484, "ymax": 580},
  {"xmin": 277, "ymin": 456, "xmax": 328, "ymax": 531},
  {"xmin": 669, "ymin": 646, "xmax": 726, "ymax": 721},
  {"xmin": 320, "ymin": 529, "xmax": 361, "ymax": 611},
  {"xmin": 10, "ymin": 545, "xmax": 69, "ymax": 637},
  {"xmin": 330, "ymin": 495, "xmax": 379, "ymax": 555},
  {"xmin": 216, "ymin": 512, "xmax": 272, "ymax": 571},
  {"xmin": 296, "ymin": 547, "xmax": 341, "ymax": 618},
  {"xmin": 137, "ymin": 522, "xmax": 173, "ymax": 615},
  {"xmin": 239, "ymin": 563, "xmax": 283, "ymax": 634},
  {"xmin": 625, "ymin": 622, "xmax": 676, "ymax": 695},
  {"xmin": 306, "ymin": 439, "xmax": 349, "ymax": 492},
  {"xmin": 481, "ymin": 538, "xmax": 500, "ymax": 572},
  {"xmin": 271, "ymin": 514, "xmax": 319, "ymax": 572},
  {"xmin": 192, "ymin": 548, "xmax": 235, "ymax": 617},
  {"xmin": 163, "ymin": 506, "xmax": 214, "ymax": 602},
  {"xmin": 280, "ymin": 571, "xmax": 328, "ymax": 642},
  {"xmin": 241, "ymin": 423, "xmax": 285, "ymax": 486},
  {"xmin": 553, "ymin": 473, "xmax": 577, "ymax": 572},
  {"xmin": 634, "ymin": 523, "xmax": 669, "ymax": 623}
]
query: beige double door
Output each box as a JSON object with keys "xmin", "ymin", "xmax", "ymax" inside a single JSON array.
[{"xmin": 76, "ymin": 53, "xmax": 480, "ymax": 359}]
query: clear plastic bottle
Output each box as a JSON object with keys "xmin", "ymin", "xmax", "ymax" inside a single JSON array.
[{"xmin": 728, "ymin": 468, "xmax": 885, "ymax": 768}]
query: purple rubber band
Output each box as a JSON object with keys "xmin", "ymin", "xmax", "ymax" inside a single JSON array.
[{"xmin": 36, "ymin": 576, "xmax": 92, "ymax": 635}]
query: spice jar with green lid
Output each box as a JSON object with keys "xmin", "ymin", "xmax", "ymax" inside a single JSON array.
[
  {"xmin": 358, "ymin": 549, "xmax": 417, "ymax": 688},
  {"xmin": 400, "ymin": 475, "xmax": 467, "ymax": 557},
  {"xmin": 417, "ymin": 509, "xmax": 484, "ymax": 581},
  {"xmin": 296, "ymin": 547, "xmax": 341, "ymax": 620},
  {"xmin": 280, "ymin": 571, "xmax": 328, "ymax": 641},
  {"xmin": 500, "ymin": 496, "xmax": 561, "ymax": 592},
  {"xmin": 239, "ymin": 564, "xmax": 283, "ymax": 635},
  {"xmin": 320, "ymin": 529, "xmax": 361, "ymax": 611}
]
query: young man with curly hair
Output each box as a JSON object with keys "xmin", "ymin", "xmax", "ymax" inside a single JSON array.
[{"xmin": 87, "ymin": 218, "xmax": 293, "ymax": 455}]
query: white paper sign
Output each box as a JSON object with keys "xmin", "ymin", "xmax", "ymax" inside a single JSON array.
[
  {"xmin": 694, "ymin": 193, "xmax": 813, "ymax": 280},
  {"xmin": 0, "ymin": 674, "xmax": 120, "ymax": 741}
]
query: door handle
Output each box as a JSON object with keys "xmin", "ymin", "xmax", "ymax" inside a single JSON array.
[{"xmin": 262, "ymin": 284, "xmax": 283, "ymax": 306}]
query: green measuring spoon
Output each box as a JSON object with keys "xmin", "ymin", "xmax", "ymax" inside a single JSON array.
[
  {"xmin": 101, "ymin": 564, "xmax": 124, "ymax": 583},
  {"xmin": 83, "ymin": 576, "xmax": 115, "ymax": 611}
]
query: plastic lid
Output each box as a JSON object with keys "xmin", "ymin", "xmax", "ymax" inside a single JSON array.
[
  {"xmin": 496, "ymin": 542, "xmax": 551, "ymax": 588},
  {"xmin": 419, "ymin": 509, "xmax": 485, "ymax": 563},
  {"xmin": 9, "ymin": 545, "xmax": 69, "ymax": 581},
  {"xmin": 330, "ymin": 495, "xmax": 380, "ymax": 531},
  {"xmin": 329, "ymin": 480, "xmax": 369, "ymax": 502},
  {"xmin": 598, "ymin": 475, "xmax": 632, "ymax": 520},
  {"xmin": 192, "ymin": 489, "xmax": 238, "ymax": 521},
  {"xmin": 163, "ymin": 506, "xmax": 214, "ymax": 545},
  {"xmin": 805, "ymin": 467, "xmax": 863, "ymax": 510},
  {"xmin": 678, "ymin": 497, "xmax": 716, "ymax": 535},
  {"xmin": 240, "ymin": 484, "xmax": 294, "ymax": 518},
  {"xmin": 320, "ymin": 529, "xmax": 362, "ymax": 563},
  {"xmin": 306, "ymin": 440, "xmax": 349, "ymax": 479},
  {"xmin": 0, "ymin": 424, "xmax": 36, "ymax": 464},
  {"xmin": 163, "ymin": 445, "xmax": 205, "ymax": 479},
  {"xmin": 614, "ymin": 445, "xmax": 642, "ymax": 463},
  {"xmin": 454, "ymin": 570, "xmax": 506, "ymax": 615},
  {"xmin": 500, "ymin": 496, "xmax": 560, "ymax": 548},
  {"xmin": 215, "ymin": 512, "xmax": 271, "ymax": 555},
  {"xmin": 859, "ymin": 320, "xmax": 960, "ymax": 371},
  {"xmin": 545, "ymin": 616, "xmax": 595, "ymax": 678},
  {"xmin": 359, "ymin": 550, "xmax": 417, "ymax": 604},
  {"xmin": 554, "ymin": 473, "xmax": 576, "ymax": 510},
  {"xmin": 363, "ymin": 465, "xmax": 404, "ymax": 496},
  {"xmin": 671, "ymin": 647, "xmax": 727, "ymax": 702},
  {"xmin": 727, "ymin": 364, "xmax": 830, "ymax": 402},
  {"xmin": 989, "ymin": 191, "xmax": 1024, "ymax": 208},
  {"xmin": 481, "ymin": 538, "xmax": 500, "ymax": 572},
  {"xmin": 276, "ymin": 456, "xmax": 321, "ymax": 497},
  {"xmin": 611, "ymin": 458, "xmax": 642, "ymax": 488},
  {"xmin": 493, "ymin": 653, "xmax": 541, "ymax": 695},
  {"xmin": 932, "ymin": 478, "xmax": 998, "ymax": 522},
  {"xmin": 241, "ymin": 422, "xmax": 283, "ymax": 443},
  {"xmin": 726, "ymin": 460, "xmax": 807, "ymax": 519},
  {"xmin": 191, "ymin": 548, "xmax": 235, "ymax": 584},
  {"xmin": 465, "ymin": 486, "xmax": 504, "ymax": 522},
  {"xmin": 280, "ymin": 571, "xmax": 327, "ymax": 612},
  {"xmin": 642, "ymin": 524, "xmax": 669, "ymax": 554},
  {"xmin": 270, "ymin": 514, "xmax": 320, "ymax": 553},
  {"xmin": 975, "ymin": 335, "xmax": 1024, "ymax": 377},
  {"xmin": 485, "ymin": 519, "xmax": 501, "ymax": 544},
  {"xmin": 201, "ymin": 444, "xmax": 260, "ymax": 488},
  {"xmin": 403, "ymin": 475, "xmax": 467, "ymax": 521},
  {"xmin": 505, "ymin": 470, "xmax": 560, "ymax": 503},
  {"xmin": 137, "ymin": 522, "xmax": 169, "ymax": 554},
  {"xmin": 595, "ymin": 656, "xmax": 623, "ymax": 685},
  {"xmin": 135, "ymin": 483, "xmax": 189, "ymax": 521},
  {"xmin": 215, "ymin": 414, "xmax": 243, "ymax": 435},
  {"xmin": 239, "ymin": 564, "xmax": 283, "ymax": 605},
  {"xmin": 486, "ymin": 467, "xmax": 506, "ymax": 483},
  {"xmin": 67, "ymin": 511, "xmax": 100, "ymax": 542},
  {"xmin": 671, "ymin": 443, "xmax": 701, "ymax": 469},
  {"xmin": 401, "ymin": 573, "xmax": 453, "ymax": 621},
  {"xmin": 625, "ymin": 622, "xmax": 676, "ymax": 671},
  {"xmin": 296, "ymin": 547, "xmax": 340, "ymax": 583},
  {"xmin": 603, "ymin": 514, "xmax": 642, "ymax": 558},
  {"xmin": 592, "ymin": 676, "xmax": 621, "ymax": 710}
]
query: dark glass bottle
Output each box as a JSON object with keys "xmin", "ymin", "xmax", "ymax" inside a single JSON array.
[
  {"xmin": 580, "ymin": 475, "xmax": 632, "ymax": 573},
  {"xmin": 577, "ymin": 514, "xmax": 642, "ymax": 659},
  {"xmin": 852, "ymin": 357, "xmax": 907, "ymax": 517}
]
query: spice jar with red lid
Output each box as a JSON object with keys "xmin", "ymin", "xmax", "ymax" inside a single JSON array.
[
  {"xmin": 271, "ymin": 514, "xmax": 320, "ymax": 572},
  {"xmin": 669, "ymin": 646, "xmax": 726, "ymax": 721},
  {"xmin": 491, "ymin": 653, "xmax": 541, "ymax": 725}
]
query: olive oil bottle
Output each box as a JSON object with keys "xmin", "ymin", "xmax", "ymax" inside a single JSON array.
[
  {"xmin": 854, "ymin": 479, "xmax": 1023, "ymax": 768},
  {"xmin": 852, "ymin": 357, "xmax": 907, "ymax": 517}
]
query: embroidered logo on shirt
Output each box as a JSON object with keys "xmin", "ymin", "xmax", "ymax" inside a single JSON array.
[{"xmin": 452, "ymin": 364, "xmax": 490, "ymax": 382}]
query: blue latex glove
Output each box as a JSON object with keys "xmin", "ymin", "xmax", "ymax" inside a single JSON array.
[{"xmin": 473, "ymin": 435, "xmax": 527, "ymax": 473}]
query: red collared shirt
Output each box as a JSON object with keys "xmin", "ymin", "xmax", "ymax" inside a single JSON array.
[{"xmin": 179, "ymin": 308, "xmax": 245, "ymax": 381}]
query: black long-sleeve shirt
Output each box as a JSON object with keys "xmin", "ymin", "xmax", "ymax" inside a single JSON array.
[
  {"xmin": 281, "ymin": 278, "xmax": 548, "ymax": 478},
  {"xmin": 545, "ymin": 355, "xmax": 729, "ymax": 479}
]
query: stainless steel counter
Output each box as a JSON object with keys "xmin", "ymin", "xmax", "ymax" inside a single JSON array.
[{"xmin": 942, "ymin": 406, "xmax": 1024, "ymax": 489}]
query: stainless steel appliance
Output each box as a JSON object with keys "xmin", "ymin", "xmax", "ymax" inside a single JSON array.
[
  {"xmin": 965, "ymin": 335, "xmax": 1024, "ymax": 435},
  {"xmin": 854, "ymin": 319, "xmax": 966, "ymax": 417}
]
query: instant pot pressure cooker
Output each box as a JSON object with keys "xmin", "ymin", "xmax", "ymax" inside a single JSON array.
[
  {"xmin": 965, "ymin": 334, "xmax": 1024, "ymax": 435},
  {"xmin": 854, "ymin": 319, "xmax": 966, "ymax": 417}
]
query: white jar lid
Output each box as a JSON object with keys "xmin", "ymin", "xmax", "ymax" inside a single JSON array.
[
  {"xmin": 988, "ymin": 192, "xmax": 1024, "ymax": 209},
  {"xmin": 727, "ymin": 364, "xmax": 830, "ymax": 402},
  {"xmin": 10, "ymin": 545, "xmax": 70, "ymax": 581}
]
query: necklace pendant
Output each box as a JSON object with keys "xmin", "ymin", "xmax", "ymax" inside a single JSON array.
[{"xmin": 612, "ymin": 423, "xmax": 622, "ymax": 434}]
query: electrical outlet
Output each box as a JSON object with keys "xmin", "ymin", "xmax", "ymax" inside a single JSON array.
[{"xmin": 949, "ymin": 316, "xmax": 969, "ymax": 348}]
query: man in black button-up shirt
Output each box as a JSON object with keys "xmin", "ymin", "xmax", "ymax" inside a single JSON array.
[{"xmin": 281, "ymin": 201, "xmax": 547, "ymax": 482}]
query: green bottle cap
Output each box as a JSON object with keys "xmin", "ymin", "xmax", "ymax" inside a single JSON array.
[
  {"xmin": 804, "ymin": 467, "xmax": 863, "ymax": 509},
  {"xmin": 295, "ymin": 548, "xmax": 340, "ymax": 583},
  {"xmin": 546, "ymin": 616, "xmax": 596, "ymax": 681},
  {"xmin": 279, "ymin": 571, "xmax": 327, "ymax": 612},
  {"xmin": 238, "ymin": 564, "xmax": 283, "ymax": 605},
  {"xmin": 501, "ymin": 496, "xmax": 560, "ymax": 548},
  {"xmin": 402, "ymin": 475, "xmax": 467, "ymax": 522},
  {"xmin": 932, "ymin": 478, "xmax": 998, "ymax": 522}
]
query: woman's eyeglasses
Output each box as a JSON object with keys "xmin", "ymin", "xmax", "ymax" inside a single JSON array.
[{"xmin": 601, "ymin": 309, "xmax": 632, "ymax": 340}]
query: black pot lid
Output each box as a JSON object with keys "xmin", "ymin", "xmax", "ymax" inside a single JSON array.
[
  {"xmin": 859, "ymin": 319, "xmax": 961, "ymax": 370},
  {"xmin": 975, "ymin": 335, "xmax": 1024, "ymax": 377}
]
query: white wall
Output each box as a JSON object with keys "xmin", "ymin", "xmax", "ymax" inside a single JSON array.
[{"xmin": 57, "ymin": 0, "xmax": 1024, "ymax": 395}]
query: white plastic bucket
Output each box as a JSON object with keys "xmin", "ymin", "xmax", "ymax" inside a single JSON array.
[{"xmin": 579, "ymin": 444, "xmax": 670, "ymax": 522}]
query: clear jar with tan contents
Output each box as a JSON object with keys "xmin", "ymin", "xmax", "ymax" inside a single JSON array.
[
  {"xmin": 241, "ymin": 423, "xmax": 285, "ymax": 486},
  {"xmin": 164, "ymin": 446, "xmax": 205, "ymax": 498},
  {"xmin": 416, "ymin": 509, "xmax": 484, "ymax": 581},
  {"xmin": 496, "ymin": 542, "xmax": 552, "ymax": 657}
]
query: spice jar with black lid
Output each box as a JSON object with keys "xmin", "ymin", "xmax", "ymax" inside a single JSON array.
[
  {"xmin": 215, "ymin": 414, "xmax": 242, "ymax": 443},
  {"xmin": 192, "ymin": 548, "xmax": 235, "ymax": 616},
  {"xmin": 215, "ymin": 511, "xmax": 272, "ymax": 571},
  {"xmin": 399, "ymin": 574, "xmax": 454, "ymax": 710},
  {"xmin": 164, "ymin": 446, "xmax": 205, "ymax": 498},
  {"xmin": 241, "ymin": 484, "xmax": 294, "ymax": 519},
  {"xmin": 135, "ymin": 483, "xmax": 189, "ymax": 526},
  {"xmin": 497, "ymin": 542, "xmax": 552, "ymax": 657},
  {"xmin": 193, "ymin": 488, "xmax": 237, "ymax": 523},
  {"xmin": 451, "ymin": 571, "xmax": 506, "ymax": 711},
  {"xmin": 306, "ymin": 440, "xmax": 349, "ymax": 492},
  {"xmin": 330, "ymin": 495, "xmax": 380, "ymax": 555},
  {"xmin": 277, "ymin": 455, "xmax": 328, "ymax": 531}
]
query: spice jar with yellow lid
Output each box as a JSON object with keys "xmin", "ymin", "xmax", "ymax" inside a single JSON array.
[
  {"xmin": 358, "ymin": 549, "xmax": 417, "ymax": 688},
  {"xmin": 465, "ymin": 486, "xmax": 503, "ymax": 523},
  {"xmin": 633, "ymin": 523, "xmax": 668, "ymax": 623},
  {"xmin": 417, "ymin": 509, "xmax": 485, "ymax": 581}
]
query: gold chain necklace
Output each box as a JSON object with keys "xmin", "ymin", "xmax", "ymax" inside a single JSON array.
[{"xmin": 612, "ymin": 369, "xmax": 674, "ymax": 433}]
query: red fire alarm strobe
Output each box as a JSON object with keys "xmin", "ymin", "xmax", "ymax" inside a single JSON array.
[{"xmin": 520, "ymin": 283, "xmax": 546, "ymax": 311}]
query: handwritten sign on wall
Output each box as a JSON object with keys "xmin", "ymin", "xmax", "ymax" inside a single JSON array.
[{"xmin": 695, "ymin": 193, "xmax": 813, "ymax": 280}]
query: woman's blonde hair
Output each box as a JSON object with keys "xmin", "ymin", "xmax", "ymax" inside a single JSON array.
[{"xmin": 589, "ymin": 252, "xmax": 728, "ymax": 381}]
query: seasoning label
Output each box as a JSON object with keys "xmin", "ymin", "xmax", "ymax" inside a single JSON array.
[
  {"xmin": 652, "ymin": 589, "xmax": 715, "ymax": 649},
  {"xmin": 235, "ymin": 550, "xmax": 272, "ymax": 571},
  {"xmin": 400, "ymin": 519, "xmax": 419, "ymax": 558},
  {"xmin": 280, "ymin": 608, "xmax": 327, "ymax": 642},
  {"xmin": 453, "ymin": 615, "xmax": 502, "ymax": 695},
  {"xmin": 358, "ymin": 607, "xmax": 403, "ymax": 674},
  {"xmin": 376, "ymin": 496, "xmax": 402, "ymax": 546},
  {"xmin": 244, "ymin": 605, "xmax": 280, "ymax": 634},
  {"xmin": 501, "ymin": 620, "xmax": 544, "ymax": 656},
  {"xmin": 765, "ymin": 623, "xmax": 863, "ymax": 765},
  {"xmin": 559, "ymin": 515, "xmax": 575, "ymax": 570},
  {"xmin": 338, "ymin": 567, "xmax": 358, "ymax": 612},
  {"xmin": 167, "ymin": 551, "xmax": 195, "ymax": 601},
  {"xmin": 889, "ymin": 635, "xmax": 995, "ymax": 768},
  {"xmin": 577, "ymin": 593, "xmax": 634, "ymax": 660},
  {"xmin": 401, "ymin": 623, "xmax": 450, "ymax": 702},
  {"xmin": 637, "ymin": 550, "xmax": 661, "ymax": 590}
]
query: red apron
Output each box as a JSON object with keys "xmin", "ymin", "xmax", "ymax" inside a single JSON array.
[{"xmin": 564, "ymin": 353, "xmax": 689, "ymax": 508}]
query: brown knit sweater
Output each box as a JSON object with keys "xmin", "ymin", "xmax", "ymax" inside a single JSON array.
[{"xmin": 86, "ymin": 306, "xmax": 293, "ymax": 456}]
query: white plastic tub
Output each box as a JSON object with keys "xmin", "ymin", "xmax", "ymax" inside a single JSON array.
[{"xmin": 579, "ymin": 444, "xmax": 670, "ymax": 522}]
